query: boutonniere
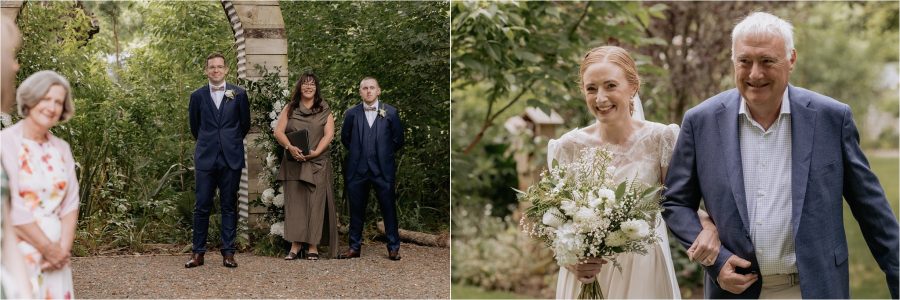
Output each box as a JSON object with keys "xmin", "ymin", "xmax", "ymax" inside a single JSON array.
[
  {"xmin": 224, "ymin": 90, "xmax": 235, "ymax": 100},
  {"xmin": 378, "ymin": 107, "xmax": 387, "ymax": 118}
]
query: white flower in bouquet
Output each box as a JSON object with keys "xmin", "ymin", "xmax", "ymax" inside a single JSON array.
[
  {"xmin": 597, "ymin": 188, "xmax": 616, "ymax": 204},
  {"xmin": 268, "ymin": 111, "xmax": 278, "ymax": 120},
  {"xmin": 517, "ymin": 146, "xmax": 665, "ymax": 299},
  {"xmin": 270, "ymin": 119, "xmax": 278, "ymax": 129},
  {"xmin": 265, "ymin": 152, "xmax": 277, "ymax": 168},
  {"xmin": 282, "ymin": 89, "xmax": 290, "ymax": 98},
  {"xmin": 560, "ymin": 200, "xmax": 577, "ymax": 216},
  {"xmin": 587, "ymin": 192, "xmax": 603, "ymax": 208},
  {"xmin": 621, "ymin": 219, "xmax": 651, "ymax": 240},
  {"xmin": 272, "ymin": 194, "xmax": 285, "ymax": 207},
  {"xmin": 542, "ymin": 207, "xmax": 566, "ymax": 228},
  {"xmin": 261, "ymin": 188, "xmax": 275, "ymax": 205},
  {"xmin": 270, "ymin": 165, "xmax": 279, "ymax": 176},
  {"xmin": 573, "ymin": 207, "xmax": 599, "ymax": 227},
  {"xmin": 278, "ymin": 186, "xmax": 284, "ymax": 194},
  {"xmin": 605, "ymin": 230, "xmax": 627, "ymax": 247},
  {"xmin": 269, "ymin": 221, "xmax": 284, "ymax": 237}
]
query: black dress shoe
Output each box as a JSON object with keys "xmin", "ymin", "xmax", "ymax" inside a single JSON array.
[
  {"xmin": 388, "ymin": 250, "xmax": 401, "ymax": 261},
  {"xmin": 185, "ymin": 253, "xmax": 204, "ymax": 268},
  {"xmin": 336, "ymin": 248, "xmax": 360, "ymax": 259},
  {"xmin": 223, "ymin": 254, "xmax": 238, "ymax": 268}
]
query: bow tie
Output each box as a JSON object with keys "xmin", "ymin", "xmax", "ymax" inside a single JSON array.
[
  {"xmin": 364, "ymin": 106, "xmax": 377, "ymax": 111},
  {"xmin": 211, "ymin": 86, "xmax": 225, "ymax": 92}
]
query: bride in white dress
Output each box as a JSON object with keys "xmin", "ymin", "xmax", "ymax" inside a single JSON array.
[{"xmin": 549, "ymin": 46, "xmax": 720, "ymax": 299}]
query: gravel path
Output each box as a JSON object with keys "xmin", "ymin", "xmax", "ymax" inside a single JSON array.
[{"xmin": 72, "ymin": 244, "xmax": 449, "ymax": 299}]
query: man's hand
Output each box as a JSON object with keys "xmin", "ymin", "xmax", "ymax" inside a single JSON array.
[
  {"xmin": 565, "ymin": 257, "xmax": 607, "ymax": 284},
  {"xmin": 717, "ymin": 255, "xmax": 758, "ymax": 294}
]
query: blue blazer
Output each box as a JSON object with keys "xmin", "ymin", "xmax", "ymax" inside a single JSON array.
[
  {"xmin": 662, "ymin": 86, "xmax": 899, "ymax": 298},
  {"xmin": 188, "ymin": 83, "xmax": 251, "ymax": 171},
  {"xmin": 340, "ymin": 102, "xmax": 404, "ymax": 183}
]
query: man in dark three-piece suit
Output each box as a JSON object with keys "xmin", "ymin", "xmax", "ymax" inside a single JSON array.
[
  {"xmin": 184, "ymin": 53, "xmax": 250, "ymax": 269},
  {"xmin": 338, "ymin": 77, "xmax": 404, "ymax": 261},
  {"xmin": 663, "ymin": 12, "xmax": 897, "ymax": 298}
]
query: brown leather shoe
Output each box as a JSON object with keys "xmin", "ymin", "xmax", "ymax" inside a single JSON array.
[
  {"xmin": 388, "ymin": 250, "xmax": 401, "ymax": 261},
  {"xmin": 223, "ymin": 254, "xmax": 238, "ymax": 268},
  {"xmin": 184, "ymin": 253, "xmax": 204, "ymax": 268},
  {"xmin": 336, "ymin": 248, "xmax": 360, "ymax": 259}
]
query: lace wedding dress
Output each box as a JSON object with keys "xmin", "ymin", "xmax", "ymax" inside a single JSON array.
[{"xmin": 549, "ymin": 120, "xmax": 682, "ymax": 299}]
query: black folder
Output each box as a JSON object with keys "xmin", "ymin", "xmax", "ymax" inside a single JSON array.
[{"xmin": 286, "ymin": 129, "xmax": 310, "ymax": 157}]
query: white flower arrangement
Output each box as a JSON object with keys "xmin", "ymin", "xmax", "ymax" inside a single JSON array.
[
  {"xmin": 224, "ymin": 89, "xmax": 235, "ymax": 100},
  {"xmin": 269, "ymin": 221, "xmax": 284, "ymax": 237},
  {"xmin": 517, "ymin": 147, "xmax": 663, "ymax": 299},
  {"xmin": 261, "ymin": 188, "xmax": 275, "ymax": 205},
  {"xmin": 272, "ymin": 194, "xmax": 285, "ymax": 208},
  {"xmin": 378, "ymin": 108, "xmax": 387, "ymax": 118}
]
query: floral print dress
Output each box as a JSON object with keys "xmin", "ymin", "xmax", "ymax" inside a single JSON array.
[{"xmin": 15, "ymin": 138, "xmax": 74, "ymax": 299}]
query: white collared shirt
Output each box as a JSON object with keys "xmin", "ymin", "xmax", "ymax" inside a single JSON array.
[
  {"xmin": 364, "ymin": 100, "xmax": 379, "ymax": 127},
  {"xmin": 739, "ymin": 89, "xmax": 797, "ymax": 276},
  {"xmin": 210, "ymin": 81, "xmax": 226, "ymax": 109}
]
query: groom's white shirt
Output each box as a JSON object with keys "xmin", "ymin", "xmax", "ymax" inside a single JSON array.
[
  {"xmin": 739, "ymin": 88, "xmax": 797, "ymax": 276},
  {"xmin": 209, "ymin": 81, "xmax": 226, "ymax": 109}
]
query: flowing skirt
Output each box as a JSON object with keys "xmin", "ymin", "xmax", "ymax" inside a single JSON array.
[{"xmin": 18, "ymin": 215, "xmax": 74, "ymax": 299}]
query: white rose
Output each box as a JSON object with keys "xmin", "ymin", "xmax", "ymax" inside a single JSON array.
[
  {"xmin": 621, "ymin": 219, "xmax": 650, "ymax": 240},
  {"xmin": 278, "ymin": 186, "xmax": 284, "ymax": 194},
  {"xmin": 269, "ymin": 111, "xmax": 278, "ymax": 120},
  {"xmin": 269, "ymin": 221, "xmax": 284, "ymax": 237},
  {"xmin": 273, "ymin": 194, "xmax": 285, "ymax": 207},
  {"xmin": 588, "ymin": 191, "xmax": 603, "ymax": 208},
  {"xmin": 605, "ymin": 230, "xmax": 627, "ymax": 247},
  {"xmin": 542, "ymin": 207, "xmax": 566, "ymax": 228},
  {"xmin": 270, "ymin": 119, "xmax": 278, "ymax": 129},
  {"xmin": 573, "ymin": 207, "xmax": 597, "ymax": 226},
  {"xmin": 560, "ymin": 200, "xmax": 577, "ymax": 216},
  {"xmin": 597, "ymin": 188, "xmax": 615, "ymax": 204},
  {"xmin": 261, "ymin": 188, "xmax": 275, "ymax": 205}
]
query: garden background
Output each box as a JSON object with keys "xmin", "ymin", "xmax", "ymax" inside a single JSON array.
[{"xmin": 5, "ymin": 0, "xmax": 449, "ymax": 260}]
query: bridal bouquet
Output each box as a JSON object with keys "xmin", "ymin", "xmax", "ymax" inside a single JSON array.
[{"xmin": 516, "ymin": 147, "xmax": 663, "ymax": 299}]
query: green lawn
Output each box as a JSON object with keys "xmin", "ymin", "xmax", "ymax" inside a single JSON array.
[
  {"xmin": 451, "ymin": 284, "xmax": 530, "ymax": 299},
  {"xmin": 845, "ymin": 154, "xmax": 898, "ymax": 298}
]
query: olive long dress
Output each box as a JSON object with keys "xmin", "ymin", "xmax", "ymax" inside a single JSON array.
[{"xmin": 276, "ymin": 101, "xmax": 338, "ymax": 258}]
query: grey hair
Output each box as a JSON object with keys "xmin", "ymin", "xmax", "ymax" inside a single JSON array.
[
  {"xmin": 17, "ymin": 70, "xmax": 75, "ymax": 122},
  {"xmin": 731, "ymin": 12, "xmax": 794, "ymax": 61}
]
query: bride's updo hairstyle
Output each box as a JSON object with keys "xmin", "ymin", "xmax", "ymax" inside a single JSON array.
[{"xmin": 578, "ymin": 46, "xmax": 641, "ymax": 97}]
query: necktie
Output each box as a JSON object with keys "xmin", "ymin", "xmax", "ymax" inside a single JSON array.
[
  {"xmin": 211, "ymin": 86, "xmax": 225, "ymax": 92},
  {"xmin": 364, "ymin": 106, "xmax": 377, "ymax": 111}
]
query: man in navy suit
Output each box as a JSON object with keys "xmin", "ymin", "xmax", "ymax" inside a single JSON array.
[
  {"xmin": 663, "ymin": 12, "xmax": 898, "ymax": 298},
  {"xmin": 338, "ymin": 77, "xmax": 404, "ymax": 261},
  {"xmin": 184, "ymin": 53, "xmax": 250, "ymax": 268}
]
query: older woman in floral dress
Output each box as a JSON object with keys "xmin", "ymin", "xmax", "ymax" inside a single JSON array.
[{"xmin": 1, "ymin": 70, "xmax": 79, "ymax": 299}]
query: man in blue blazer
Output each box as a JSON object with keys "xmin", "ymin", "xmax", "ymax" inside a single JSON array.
[
  {"xmin": 338, "ymin": 77, "xmax": 404, "ymax": 261},
  {"xmin": 184, "ymin": 53, "xmax": 250, "ymax": 268},
  {"xmin": 663, "ymin": 12, "xmax": 898, "ymax": 298}
]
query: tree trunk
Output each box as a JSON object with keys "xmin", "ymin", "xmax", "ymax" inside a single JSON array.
[{"xmin": 377, "ymin": 221, "xmax": 449, "ymax": 248}]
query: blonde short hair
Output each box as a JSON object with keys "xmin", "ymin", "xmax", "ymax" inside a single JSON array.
[{"xmin": 17, "ymin": 70, "xmax": 75, "ymax": 122}]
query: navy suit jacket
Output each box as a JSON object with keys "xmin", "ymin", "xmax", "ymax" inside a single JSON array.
[
  {"xmin": 188, "ymin": 83, "xmax": 251, "ymax": 171},
  {"xmin": 340, "ymin": 102, "xmax": 404, "ymax": 183},
  {"xmin": 662, "ymin": 86, "xmax": 899, "ymax": 298}
]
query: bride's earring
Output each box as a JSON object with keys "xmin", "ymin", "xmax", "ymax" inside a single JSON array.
[{"xmin": 629, "ymin": 100, "xmax": 635, "ymax": 116}]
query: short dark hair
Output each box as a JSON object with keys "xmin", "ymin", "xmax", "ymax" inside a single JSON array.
[
  {"xmin": 359, "ymin": 76, "xmax": 379, "ymax": 88},
  {"xmin": 206, "ymin": 53, "xmax": 226, "ymax": 67}
]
